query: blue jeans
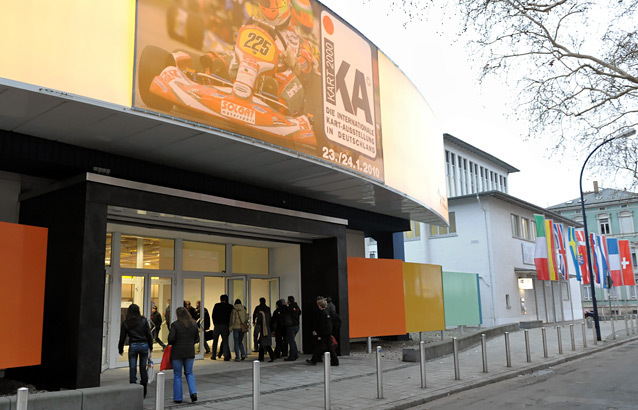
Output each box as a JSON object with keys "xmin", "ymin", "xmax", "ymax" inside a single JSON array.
[
  {"xmin": 172, "ymin": 358, "xmax": 196, "ymax": 401},
  {"xmin": 233, "ymin": 329, "xmax": 246, "ymax": 359},
  {"xmin": 128, "ymin": 342, "xmax": 149, "ymax": 385},
  {"xmin": 286, "ymin": 325, "xmax": 299, "ymax": 358}
]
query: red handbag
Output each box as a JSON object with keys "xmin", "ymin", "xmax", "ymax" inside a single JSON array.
[{"xmin": 160, "ymin": 345, "xmax": 173, "ymax": 371}]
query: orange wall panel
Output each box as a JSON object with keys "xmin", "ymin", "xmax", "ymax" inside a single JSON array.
[
  {"xmin": 0, "ymin": 221, "xmax": 48, "ymax": 369},
  {"xmin": 347, "ymin": 257, "xmax": 406, "ymax": 338}
]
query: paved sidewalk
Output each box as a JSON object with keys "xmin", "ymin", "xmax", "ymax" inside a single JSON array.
[{"xmin": 101, "ymin": 319, "xmax": 638, "ymax": 409}]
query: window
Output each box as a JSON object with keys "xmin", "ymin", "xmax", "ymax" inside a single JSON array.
[
  {"xmin": 531, "ymin": 220, "xmax": 537, "ymax": 240},
  {"xmin": 619, "ymin": 211, "xmax": 634, "ymax": 234},
  {"xmin": 511, "ymin": 214, "xmax": 521, "ymax": 237},
  {"xmin": 469, "ymin": 161, "xmax": 476, "ymax": 193},
  {"xmin": 608, "ymin": 287, "xmax": 619, "ymax": 300},
  {"xmin": 629, "ymin": 285, "xmax": 637, "ymax": 300},
  {"xmin": 404, "ymin": 220, "xmax": 421, "ymax": 240},
  {"xmin": 597, "ymin": 213, "xmax": 611, "ymax": 234},
  {"xmin": 182, "ymin": 241, "xmax": 226, "ymax": 272},
  {"xmin": 521, "ymin": 218, "xmax": 530, "ymax": 240},
  {"xmin": 431, "ymin": 212, "xmax": 456, "ymax": 236},
  {"xmin": 632, "ymin": 251, "xmax": 637, "ymax": 267},
  {"xmin": 120, "ymin": 235, "xmax": 175, "ymax": 270},
  {"xmin": 583, "ymin": 285, "xmax": 592, "ymax": 301}
]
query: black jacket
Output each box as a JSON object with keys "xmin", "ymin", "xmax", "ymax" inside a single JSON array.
[
  {"xmin": 212, "ymin": 302, "xmax": 233, "ymax": 326},
  {"xmin": 118, "ymin": 317, "xmax": 153, "ymax": 354},
  {"xmin": 253, "ymin": 303, "xmax": 270, "ymax": 325},
  {"xmin": 288, "ymin": 302, "xmax": 302, "ymax": 326},
  {"xmin": 150, "ymin": 311, "xmax": 162, "ymax": 331},
  {"xmin": 168, "ymin": 320, "xmax": 199, "ymax": 360},
  {"xmin": 314, "ymin": 308, "xmax": 332, "ymax": 338}
]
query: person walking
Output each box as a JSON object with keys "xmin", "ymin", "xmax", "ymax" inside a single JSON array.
[
  {"xmin": 307, "ymin": 297, "xmax": 338, "ymax": 366},
  {"xmin": 272, "ymin": 299, "xmax": 288, "ymax": 359},
  {"xmin": 284, "ymin": 295, "xmax": 302, "ymax": 361},
  {"xmin": 326, "ymin": 296, "xmax": 341, "ymax": 355},
  {"xmin": 229, "ymin": 298, "xmax": 248, "ymax": 361},
  {"xmin": 150, "ymin": 304, "xmax": 167, "ymax": 351},
  {"xmin": 256, "ymin": 301, "xmax": 275, "ymax": 362},
  {"xmin": 168, "ymin": 306, "xmax": 199, "ymax": 404},
  {"xmin": 211, "ymin": 294, "xmax": 233, "ymax": 361},
  {"xmin": 118, "ymin": 303, "xmax": 154, "ymax": 398},
  {"xmin": 252, "ymin": 297, "xmax": 269, "ymax": 352}
]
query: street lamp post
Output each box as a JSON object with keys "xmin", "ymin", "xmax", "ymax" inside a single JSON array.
[{"xmin": 579, "ymin": 128, "xmax": 636, "ymax": 341}]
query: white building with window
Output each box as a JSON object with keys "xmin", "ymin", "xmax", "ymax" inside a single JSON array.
[{"xmin": 369, "ymin": 134, "xmax": 584, "ymax": 326}]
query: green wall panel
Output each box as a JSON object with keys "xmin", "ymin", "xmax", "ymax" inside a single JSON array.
[{"xmin": 443, "ymin": 271, "xmax": 481, "ymax": 326}]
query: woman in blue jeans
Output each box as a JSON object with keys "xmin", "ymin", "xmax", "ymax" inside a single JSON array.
[
  {"xmin": 229, "ymin": 299, "xmax": 248, "ymax": 361},
  {"xmin": 168, "ymin": 306, "xmax": 199, "ymax": 403},
  {"xmin": 118, "ymin": 303, "xmax": 153, "ymax": 398}
]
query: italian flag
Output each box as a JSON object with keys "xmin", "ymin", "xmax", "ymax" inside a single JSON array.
[
  {"xmin": 545, "ymin": 219, "xmax": 559, "ymax": 280},
  {"xmin": 534, "ymin": 215, "xmax": 550, "ymax": 280}
]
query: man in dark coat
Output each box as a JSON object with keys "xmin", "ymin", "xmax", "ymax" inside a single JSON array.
[
  {"xmin": 271, "ymin": 299, "xmax": 288, "ymax": 359},
  {"xmin": 284, "ymin": 295, "xmax": 302, "ymax": 361},
  {"xmin": 150, "ymin": 304, "xmax": 167, "ymax": 350},
  {"xmin": 252, "ymin": 297, "xmax": 270, "ymax": 352},
  {"xmin": 211, "ymin": 294, "xmax": 233, "ymax": 361},
  {"xmin": 307, "ymin": 297, "xmax": 338, "ymax": 366}
]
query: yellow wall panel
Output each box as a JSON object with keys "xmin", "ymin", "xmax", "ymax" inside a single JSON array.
[
  {"xmin": 0, "ymin": 0, "xmax": 136, "ymax": 106},
  {"xmin": 403, "ymin": 262, "xmax": 445, "ymax": 332}
]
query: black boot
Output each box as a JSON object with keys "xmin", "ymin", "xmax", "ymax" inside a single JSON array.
[{"xmin": 143, "ymin": 384, "xmax": 148, "ymax": 398}]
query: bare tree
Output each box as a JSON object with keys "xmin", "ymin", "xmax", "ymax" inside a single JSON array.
[{"xmin": 396, "ymin": 0, "xmax": 638, "ymax": 185}]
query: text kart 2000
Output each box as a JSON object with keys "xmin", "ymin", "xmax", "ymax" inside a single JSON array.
[{"xmin": 138, "ymin": 26, "xmax": 317, "ymax": 152}]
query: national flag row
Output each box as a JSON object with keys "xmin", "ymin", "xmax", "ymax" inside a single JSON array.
[{"xmin": 533, "ymin": 214, "xmax": 635, "ymax": 286}]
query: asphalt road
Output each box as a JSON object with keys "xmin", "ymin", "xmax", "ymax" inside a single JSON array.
[{"xmin": 412, "ymin": 339, "xmax": 638, "ymax": 410}]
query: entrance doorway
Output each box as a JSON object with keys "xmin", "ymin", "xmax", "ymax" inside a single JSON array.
[{"xmin": 119, "ymin": 273, "xmax": 173, "ymax": 364}]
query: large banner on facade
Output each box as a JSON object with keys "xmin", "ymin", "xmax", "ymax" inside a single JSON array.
[{"xmin": 133, "ymin": 0, "xmax": 384, "ymax": 181}]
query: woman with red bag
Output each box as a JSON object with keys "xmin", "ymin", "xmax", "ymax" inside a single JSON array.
[
  {"xmin": 168, "ymin": 306, "xmax": 199, "ymax": 403},
  {"xmin": 118, "ymin": 304, "xmax": 154, "ymax": 398}
]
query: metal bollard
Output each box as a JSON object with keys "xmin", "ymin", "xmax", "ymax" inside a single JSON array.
[
  {"xmin": 557, "ymin": 326, "xmax": 563, "ymax": 354},
  {"xmin": 625, "ymin": 315, "xmax": 630, "ymax": 336},
  {"xmin": 253, "ymin": 360, "xmax": 260, "ymax": 410},
  {"xmin": 582, "ymin": 321, "xmax": 587, "ymax": 348},
  {"xmin": 542, "ymin": 327, "xmax": 548, "ymax": 358},
  {"xmin": 155, "ymin": 371, "xmax": 165, "ymax": 410},
  {"xmin": 611, "ymin": 316, "xmax": 616, "ymax": 340},
  {"xmin": 376, "ymin": 346, "xmax": 383, "ymax": 399},
  {"xmin": 504, "ymin": 332, "xmax": 511, "ymax": 367},
  {"xmin": 524, "ymin": 330, "xmax": 531, "ymax": 362},
  {"xmin": 367, "ymin": 337, "xmax": 372, "ymax": 354},
  {"xmin": 419, "ymin": 341, "xmax": 427, "ymax": 388},
  {"xmin": 632, "ymin": 314, "xmax": 636, "ymax": 334},
  {"xmin": 324, "ymin": 351, "xmax": 331, "ymax": 410},
  {"xmin": 570, "ymin": 324, "xmax": 576, "ymax": 351},
  {"xmin": 17, "ymin": 387, "xmax": 28, "ymax": 410},
  {"xmin": 453, "ymin": 337, "xmax": 461, "ymax": 379},
  {"xmin": 592, "ymin": 322, "xmax": 598, "ymax": 345},
  {"xmin": 481, "ymin": 334, "xmax": 488, "ymax": 373}
]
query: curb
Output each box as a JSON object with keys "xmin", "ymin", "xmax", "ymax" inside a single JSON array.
[{"xmin": 387, "ymin": 333, "xmax": 638, "ymax": 409}]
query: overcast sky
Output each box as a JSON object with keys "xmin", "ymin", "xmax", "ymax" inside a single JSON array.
[{"xmin": 318, "ymin": 0, "xmax": 596, "ymax": 209}]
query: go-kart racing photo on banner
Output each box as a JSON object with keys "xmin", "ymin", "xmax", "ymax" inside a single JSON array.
[{"xmin": 133, "ymin": 0, "xmax": 385, "ymax": 182}]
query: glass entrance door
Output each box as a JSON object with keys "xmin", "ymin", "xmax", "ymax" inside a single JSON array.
[
  {"xmin": 102, "ymin": 269, "xmax": 112, "ymax": 372},
  {"xmin": 119, "ymin": 273, "xmax": 173, "ymax": 364}
]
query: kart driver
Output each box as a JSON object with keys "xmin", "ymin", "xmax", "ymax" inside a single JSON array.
[{"xmin": 232, "ymin": 0, "xmax": 314, "ymax": 116}]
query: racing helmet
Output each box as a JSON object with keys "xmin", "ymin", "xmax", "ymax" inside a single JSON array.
[
  {"xmin": 291, "ymin": 0, "xmax": 313, "ymax": 32},
  {"xmin": 258, "ymin": 0, "xmax": 291, "ymax": 28}
]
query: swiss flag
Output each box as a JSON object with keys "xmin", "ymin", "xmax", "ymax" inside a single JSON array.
[
  {"xmin": 619, "ymin": 240, "xmax": 635, "ymax": 286},
  {"xmin": 606, "ymin": 238, "xmax": 622, "ymax": 286}
]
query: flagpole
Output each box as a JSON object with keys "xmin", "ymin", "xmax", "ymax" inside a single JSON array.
[{"xmin": 579, "ymin": 128, "xmax": 636, "ymax": 341}]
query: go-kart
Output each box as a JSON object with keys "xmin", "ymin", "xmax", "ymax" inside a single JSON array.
[{"xmin": 138, "ymin": 23, "xmax": 317, "ymax": 152}]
